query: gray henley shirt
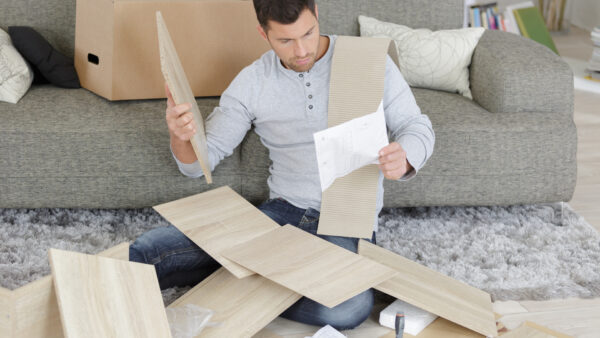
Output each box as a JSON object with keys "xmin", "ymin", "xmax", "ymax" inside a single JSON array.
[{"xmin": 173, "ymin": 35, "xmax": 435, "ymax": 230}]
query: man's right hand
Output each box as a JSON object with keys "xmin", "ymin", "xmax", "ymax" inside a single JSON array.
[{"xmin": 165, "ymin": 82, "xmax": 197, "ymax": 142}]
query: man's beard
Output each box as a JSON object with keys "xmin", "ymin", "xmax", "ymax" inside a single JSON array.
[{"xmin": 285, "ymin": 52, "xmax": 317, "ymax": 72}]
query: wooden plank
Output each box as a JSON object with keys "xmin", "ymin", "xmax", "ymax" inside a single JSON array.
[
  {"xmin": 358, "ymin": 240, "xmax": 497, "ymax": 337},
  {"xmin": 381, "ymin": 317, "xmax": 484, "ymax": 338},
  {"xmin": 11, "ymin": 242, "xmax": 130, "ymax": 338},
  {"xmin": 169, "ymin": 267, "xmax": 300, "ymax": 337},
  {"xmin": 222, "ymin": 225, "xmax": 397, "ymax": 308},
  {"xmin": 49, "ymin": 248, "xmax": 171, "ymax": 338},
  {"xmin": 153, "ymin": 185, "xmax": 280, "ymax": 278},
  {"xmin": 501, "ymin": 321, "xmax": 573, "ymax": 338},
  {"xmin": 156, "ymin": 10, "xmax": 212, "ymax": 184},
  {"xmin": 0, "ymin": 287, "xmax": 13, "ymax": 338}
]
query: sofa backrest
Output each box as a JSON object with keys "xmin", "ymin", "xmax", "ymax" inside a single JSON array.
[{"xmin": 0, "ymin": 0, "xmax": 463, "ymax": 59}]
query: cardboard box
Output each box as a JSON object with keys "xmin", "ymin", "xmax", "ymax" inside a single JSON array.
[{"xmin": 74, "ymin": 0, "xmax": 270, "ymax": 100}]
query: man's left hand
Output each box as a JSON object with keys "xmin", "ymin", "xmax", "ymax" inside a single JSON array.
[{"xmin": 378, "ymin": 142, "xmax": 413, "ymax": 180}]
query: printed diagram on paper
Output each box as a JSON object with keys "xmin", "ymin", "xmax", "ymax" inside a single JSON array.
[{"xmin": 314, "ymin": 101, "xmax": 388, "ymax": 191}]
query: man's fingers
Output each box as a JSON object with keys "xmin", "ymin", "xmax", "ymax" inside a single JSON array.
[
  {"xmin": 175, "ymin": 112, "xmax": 194, "ymax": 128},
  {"xmin": 167, "ymin": 103, "xmax": 192, "ymax": 118},
  {"xmin": 379, "ymin": 150, "xmax": 404, "ymax": 164},
  {"xmin": 378, "ymin": 142, "xmax": 401, "ymax": 157}
]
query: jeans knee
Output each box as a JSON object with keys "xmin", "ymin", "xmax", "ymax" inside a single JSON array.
[{"xmin": 326, "ymin": 289, "xmax": 374, "ymax": 330}]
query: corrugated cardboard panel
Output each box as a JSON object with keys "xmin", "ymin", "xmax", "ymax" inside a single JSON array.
[
  {"xmin": 169, "ymin": 267, "xmax": 301, "ymax": 337},
  {"xmin": 74, "ymin": 0, "xmax": 115, "ymax": 99},
  {"xmin": 153, "ymin": 186, "xmax": 280, "ymax": 278},
  {"xmin": 318, "ymin": 36, "xmax": 397, "ymax": 239},
  {"xmin": 76, "ymin": 0, "xmax": 269, "ymax": 100},
  {"xmin": 222, "ymin": 224, "xmax": 397, "ymax": 308},
  {"xmin": 49, "ymin": 248, "xmax": 171, "ymax": 338},
  {"xmin": 157, "ymin": 11, "xmax": 212, "ymax": 184},
  {"xmin": 358, "ymin": 240, "xmax": 497, "ymax": 337}
]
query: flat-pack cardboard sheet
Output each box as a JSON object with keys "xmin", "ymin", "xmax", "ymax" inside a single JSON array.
[
  {"xmin": 75, "ymin": 0, "xmax": 269, "ymax": 100},
  {"xmin": 153, "ymin": 185, "xmax": 280, "ymax": 278},
  {"xmin": 48, "ymin": 249, "xmax": 171, "ymax": 338},
  {"xmin": 222, "ymin": 225, "xmax": 398, "ymax": 308},
  {"xmin": 318, "ymin": 36, "xmax": 399, "ymax": 239},
  {"xmin": 157, "ymin": 11, "xmax": 212, "ymax": 184},
  {"xmin": 169, "ymin": 267, "xmax": 301, "ymax": 337},
  {"xmin": 358, "ymin": 240, "xmax": 497, "ymax": 337}
]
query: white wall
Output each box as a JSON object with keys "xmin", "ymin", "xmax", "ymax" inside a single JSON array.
[{"xmin": 565, "ymin": 0, "xmax": 600, "ymax": 31}]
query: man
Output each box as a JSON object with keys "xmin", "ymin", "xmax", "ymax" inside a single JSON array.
[{"xmin": 130, "ymin": 0, "xmax": 434, "ymax": 330}]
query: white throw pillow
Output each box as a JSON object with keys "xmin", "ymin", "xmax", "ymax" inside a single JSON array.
[
  {"xmin": 359, "ymin": 15, "xmax": 485, "ymax": 99},
  {"xmin": 0, "ymin": 28, "xmax": 33, "ymax": 104}
]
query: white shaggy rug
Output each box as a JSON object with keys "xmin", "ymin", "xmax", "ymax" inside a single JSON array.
[{"xmin": 1, "ymin": 203, "xmax": 599, "ymax": 304}]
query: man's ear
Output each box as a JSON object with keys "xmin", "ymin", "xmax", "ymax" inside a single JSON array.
[
  {"xmin": 315, "ymin": 3, "xmax": 319, "ymax": 20},
  {"xmin": 256, "ymin": 24, "xmax": 268, "ymax": 42}
]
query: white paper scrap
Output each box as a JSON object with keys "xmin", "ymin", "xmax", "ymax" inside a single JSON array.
[
  {"xmin": 304, "ymin": 324, "xmax": 346, "ymax": 338},
  {"xmin": 379, "ymin": 299, "xmax": 438, "ymax": 336},
  {"xmin": 314, "ymin": 101, "xmax": 388, "ymax": 192}
]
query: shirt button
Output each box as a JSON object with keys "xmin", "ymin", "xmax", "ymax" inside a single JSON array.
[
  {"xmin": 308, "ymin": 94, "xmax": 313, "ymax": 99},
  {"xmin": 306, "ymin": 82, "xmax": 311, "ymax": 87},
  {"xmin": 309, "ymin": 105, "xmax": 314, "ymax": 109},
  {"xmin": 299, "ymin": 73, "xmax": 304, "ymax": 78}
]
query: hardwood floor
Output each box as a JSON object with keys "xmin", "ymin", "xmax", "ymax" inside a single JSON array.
[{"xmin": 260, "ymin": 26, "xmax": 600, "ymax": 337}]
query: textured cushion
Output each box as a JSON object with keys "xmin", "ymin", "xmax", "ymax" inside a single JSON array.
[
  {"xmin": 0, "ymin": 28, "xmax": 33, "ymax": 103},
  {"xmin": 359, "ymin": 15, "xmax": 484, "ymax": 99},
  {"xmin": 470, "ymin": 30, "xmax": 573, "ymax": 115},
  {"xmin": 8, "ymin": 26, "xmax": 80, "ymax": 88},
  {"xmin": 0, "ymin": 86, "xmax": 244, "ymax": 208}
]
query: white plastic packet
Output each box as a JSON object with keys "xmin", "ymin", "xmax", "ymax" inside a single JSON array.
[{"xmin": 166, "ymin": 304, "xmax": 220, "ymax": 338}]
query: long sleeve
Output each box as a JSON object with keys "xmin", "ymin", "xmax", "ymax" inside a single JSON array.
[
  {"xmin": 171, "ymin": 66, "xmax": 257, "ymax": 177},
  {"xmin": 382, "ymin": 55, "xmax": 435, "ymax": 181}
]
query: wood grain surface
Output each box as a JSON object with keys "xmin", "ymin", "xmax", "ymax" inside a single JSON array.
[
  {"xmin": 169, "ymin": 267, "xmax": 300, "ymax": 337},
  {"xmin": 49, "ymin": 248, "xmax": 171, "ymax": 338},
  {"xmin": 222, "ymin": 224, "xmax": 397, "ymax": 308},
  {"xmin": 153, "ymin": 185, "xmax": 280, "ymax": 278},
  {"xmin": 156, "ymin": 10, "xmax": 212, "ymax": 184},
  {"xmin": 358, "ymin": 240, "xmax": 497, "ymax": 337}
]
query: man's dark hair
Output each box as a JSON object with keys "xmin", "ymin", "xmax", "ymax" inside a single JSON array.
[{"xmin": 253, "ymin": 0, "xmax": 316, "ymax": 31}]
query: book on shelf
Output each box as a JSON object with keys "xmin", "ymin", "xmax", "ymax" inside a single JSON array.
[
  {"xmin": 513, "ymin": 6, "xmax": 559, "ymax": 54},
  {"xmin": 504, "ymin": 1, "xmax": 535, "ymax": 35},
  {"xmin": 468, "ymin": 1, "xmax": 506, "ymax": 32}
]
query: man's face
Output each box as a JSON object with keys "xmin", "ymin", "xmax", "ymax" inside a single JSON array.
[{"xmin": 259, "ymin": 8, "xmax": 321, "ymax": 73}]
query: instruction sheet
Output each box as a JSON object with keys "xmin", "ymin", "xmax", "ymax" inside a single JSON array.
[{"xmin": 314, "ymin": 101, "xmax": 388, "ymax": 192}]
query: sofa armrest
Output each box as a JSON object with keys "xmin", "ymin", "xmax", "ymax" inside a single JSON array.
[{"xmin": 470, "ymin": 30, "xmax": 573, "ymax": 116}]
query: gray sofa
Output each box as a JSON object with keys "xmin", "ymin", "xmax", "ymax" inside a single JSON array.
[{"xmin": 0, "ymin": 0, "xmax": 577, "ymax": 209}]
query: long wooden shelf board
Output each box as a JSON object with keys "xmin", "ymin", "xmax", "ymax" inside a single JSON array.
[{"xmin": 358, "ymin": 240, "xmax": 497, "ymax": 337}]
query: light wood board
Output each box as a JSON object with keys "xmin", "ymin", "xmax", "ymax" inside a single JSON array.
[
  {"xmin": 358, "ymin": 240, "xmax": 497, "ymax": 337},
  {"xmin": 382, "ymin": 317, "xmax": 484, "ymax": 338},
  {"xmin": 318, "ymin": 36, "xmax": 398, "ymax": 239},
  {"xmin": 169, "ymin": 267, "xmax": 300, "ymax": 337},
  {"xmin": 8, "ymin": 242, "xmax": 130, "ymax": 338},
  {"xmin": 153, "ymin": 185, "xmax": 280, "ymax": 278},
  {"xmin": 222, "ymin": 224, "xmax": 397, "ymax": 308},
  {"xmin": 156, "ymin": 10, "xmax": 212, "ymax": 184},
  {"xmin": 501, "ymin": 321, "xmax": 573, "ymax": 338},
  {"xmin": 49, "ymin": 248, "xmax": 171, "ymax": 338},
  {"xmin": 0, "ymin": 287, "xmax": 13, "ymax": 338}
]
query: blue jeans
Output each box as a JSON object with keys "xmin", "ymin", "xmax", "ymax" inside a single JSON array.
[{"xmin": 130, "ymin": 198, "xmax": 376, "ymax": 330}]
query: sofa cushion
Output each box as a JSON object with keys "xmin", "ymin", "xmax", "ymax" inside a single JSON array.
[
  {"xmin": 8, "ymin": 26, "xmax": 80, "ymax": 88},
  {"xmin": 0, "ymin": 86, "xmax": 242, "ymax": 208},
  {"xmin": 0, "ymin": 28, "xmax": 33, "ymax": 103}
]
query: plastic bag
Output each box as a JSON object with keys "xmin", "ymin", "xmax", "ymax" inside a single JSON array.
[{"xmin": 166, "ymin": 304, "xmax": 220, "ymax": 338}]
